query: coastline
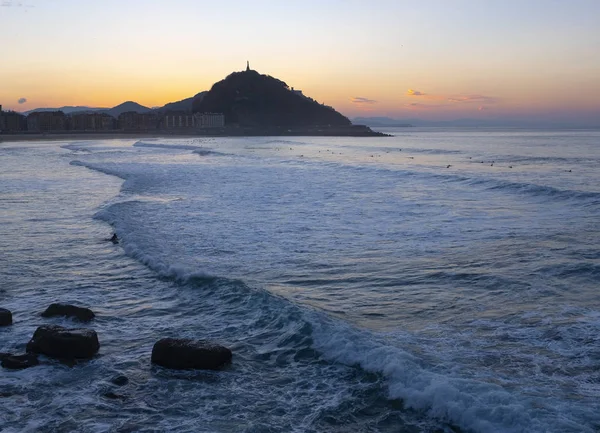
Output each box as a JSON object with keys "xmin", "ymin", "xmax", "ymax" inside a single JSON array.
[
  {"xmin": 0, "ymin": 132, "xmax": 197, "ymax": 142},
  {"xmin": 0, "ymin": 125, "xmax": 389, "ymax": 142}
]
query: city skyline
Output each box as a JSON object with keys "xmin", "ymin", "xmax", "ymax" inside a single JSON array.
[{"xmin": 1, "ymin": 0, "xmax": 599, "ymax": 126}]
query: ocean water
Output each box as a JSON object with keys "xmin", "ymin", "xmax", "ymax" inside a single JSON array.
[{"xmin": 1, "ymin": 128, "xmax": 599, "ymax": 432}]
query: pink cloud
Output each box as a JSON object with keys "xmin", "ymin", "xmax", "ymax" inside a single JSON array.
[
  {"xmin": 405, "ymin": 102, "xmax": 448, "ymax": 110},
  {"xmin": 351, "ymin": 97, "xmax": 377, "ymax": 104},
  {"xmin": 447, "ymin": 94, "xmax": 499, "ymax": 104}
]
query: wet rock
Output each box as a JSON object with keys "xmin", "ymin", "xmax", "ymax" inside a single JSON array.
[
  {"xmin": 41, "ymin": 303, "xmax": 95, "ymax": 322},
  {"xmin": 110, "ymin": 375, "xmax": 129, "ymax": 386},
  {"xmin": 1, "ymin": 353, "xmax": 39, "ymax": 370},
  {"xmin": 0, "ymin": 308, "xmax": 12, "ymax": 326},
  {"xmin": 26, "ymin": 325, "xmax": 99, "ymax": 360},
  {"xmin": 151, "ymin": 338, "xmax": 232, "ymax": 370},
  {"xmin": 103, "ymin": 392, "xmax": 127, "ymax": 401}
]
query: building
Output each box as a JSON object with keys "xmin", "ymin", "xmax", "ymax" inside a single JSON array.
[
  {"xmin": 0, "ymin": 106, "xmax": 27, "ymax": 132},
  {"xmin": 71, "ymin": 113, "xmax": 116, "ymax": 131},
  {"xmin": 194, "ymin": 112, "xmax": 225, "ymax": 128},
  {"xmin": 3, "ymin": 112, "xmax": 27, "ymax": 132},
  {"xmin": 163, "ymin": 111, "xmax": 195, "ymax": 129},
  {"xmin": 118, "ymin": 111, "xmax": 159, "ymax": 131},
  {"xmin": 26, "ymin": 111, "xmax": 67, "ymax": 132}
]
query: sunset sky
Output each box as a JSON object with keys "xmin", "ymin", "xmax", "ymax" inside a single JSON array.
[{"xmin": 1, "ymin": 0, "xmax": 599, "ymax": 124}]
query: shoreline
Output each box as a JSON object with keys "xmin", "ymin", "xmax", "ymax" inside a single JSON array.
[
  {"xmin": 0, "ymin": 132, "xmax": 198, "ymax": 142},
  {"xmin": 0, "ymin": 126, "xmax": 390, "ymax": 142}
]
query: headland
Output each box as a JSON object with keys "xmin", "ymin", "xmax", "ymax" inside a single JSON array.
[{"xmin": 0, "ymin": 65, "xmax": 388, "ymax": 139}]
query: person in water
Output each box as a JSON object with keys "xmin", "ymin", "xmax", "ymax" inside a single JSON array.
[{"xmin": 109, "ymin": 233, "xmax": 119, "ymax": 244}]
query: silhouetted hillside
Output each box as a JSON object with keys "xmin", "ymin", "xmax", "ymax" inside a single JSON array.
[
  {"xmin": 158, "ymin": 92, "xmax": 206, "ymax": 113},
  {"xmin": 107, "ymin": 101, "xmax": 151, "ymax": 118},
  {"xmin": 193, "ymin": 70, "xmax": 350, "ymax": 127},
  {"xmin": 25, "ymin": 106, "xmax": 108, "ymax": 115}
]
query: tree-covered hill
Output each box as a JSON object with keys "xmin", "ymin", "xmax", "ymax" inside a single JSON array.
[{"xmin": 193, "ymin": 69, "xmax": 350, "ymax": 127}]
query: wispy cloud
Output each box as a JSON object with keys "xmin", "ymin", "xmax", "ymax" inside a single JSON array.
[
  {"xmin": 18, "ymin": 97, "xmax": 27, "ymax": 104},
  {"xmin": 405, "ymin": 102, "xmax": 447, "ymax": 109},
  {"xmin": 1, "ymin": 1, "xmax": 35, "ymax": 7},
  {"xmin": 447, "ymin": 94, "xmax": 499, "ymax": 104},
  {"xmin": 351, "ymin": 97, "xmax": 377, "ymax": 104},
  {"xmin": 406, "ymin": 89, "xmax": 499, "ymax": 106}
]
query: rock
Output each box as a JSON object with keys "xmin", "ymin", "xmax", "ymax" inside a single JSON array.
[
  {"xmin": 41, "ymin": 303, "xmax": 95, "ymax": 322},
  {"xmin": 26, "ymin": 325, "xmax": 99, "ymax": 359},
  {"xmin": 0, "ymin": 308, "xmax": 12, "ymax": 326},
  {"xmin": 103, "ymin": 392, "xmax": 127, "ymax": 401},
  {"xmin": 110, "ymin": 375, "xmax": 129, "ymax": 386},
  {"xmin": 151, "ymin": 338, "xmax": 232, "ymax": 370},
  {"xmin": 1, "ymin": 353, "xmax": 39, "ymax": 370}
]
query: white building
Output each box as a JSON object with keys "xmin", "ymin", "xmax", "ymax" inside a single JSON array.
[
  {"xmin": 164, "ymin": 114, "xmax": 195, "ymax": 129},
  {"xmin": 194, "ymin": 112, "xmax": 225, "ymax": 128}
]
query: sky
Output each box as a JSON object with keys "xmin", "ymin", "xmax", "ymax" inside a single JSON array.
[{"xmin": 1, "ymin": 0, "xmax": 599, "ymax": 125}]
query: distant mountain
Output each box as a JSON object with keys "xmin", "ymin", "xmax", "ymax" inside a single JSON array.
[
  {"xmin": 25, "ymin": 106, "xmax": 108, "ymax": 115},
  {"xmin": 107, "ymin": 101, "xmax": 151, "ymax": 118},
  {"xmin": 23, "ymin": 98, "xmax": 203, "ymax": 118},
  {"xmin": 158, "ymin": 92, "xmax": 206, "ymax": 113},
  {"xmin": 194, "ymin": 69, "xmax": 350, "ymax": 127},
  {"xmin": 23, "ymin": 102, "xmax": 150, "ymax": 117},
  {"xmin": 353, "ymin": 117, "xmax": 413, "ymax": 127},
  {"xmin": 353, "ymin": 116, "xmax": 600, "ymax": 128}
]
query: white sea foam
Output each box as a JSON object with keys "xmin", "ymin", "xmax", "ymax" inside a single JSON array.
[
  {"xmin": 133, "ymin": 141, "xmax": 204, "ymax": 151},
  {"xmin": 19, "ymin": 129, "xmax": 599, "ymax": 432},
  {"xmin": 307, "ymin": 314, "xmax": 549, "ymax": 433}
]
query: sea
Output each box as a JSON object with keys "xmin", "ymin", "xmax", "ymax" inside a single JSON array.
[{"xmin": 1, "ymin": 127, "xmax": 599, "ymax": 433}]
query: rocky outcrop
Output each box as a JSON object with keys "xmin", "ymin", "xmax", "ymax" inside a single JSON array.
[
  {"xmin": 0, "ymin": 308, "xmax": 12, "ymax": 326},
  {"xmin": 26, "ymin": 325, "xmax": 99, "ymax": 359},
  {"xmin": 0, "ymin": 353, "xmax": 39, "ymax": 370},
  {"xmin": 41, "ymin": 303, "xmax": 95, "ymax": 322},
  {"xmin": 151, "ymin": 338, "xmax": 232, "ymax": 370}
]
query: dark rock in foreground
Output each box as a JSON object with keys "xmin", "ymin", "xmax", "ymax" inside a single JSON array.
[
  {"xmin": 110, "ymin": 375, "xmax": 129, "ymax": 386},
  {"xmin": 42, "ymin": 303, "xmax": 95, "ymax": 322},
  {"xmin": 103, "ymin": 392, "xmax": 127, "ymax": 401},
  {"xmin": 1, "ymin": 353, "xmax": 39, "ymax": 370},
  {"xmin": 0, "ymin": 308, "xmax": 12, "ymax": 326},
  {"xmin": 27, "ymin": 325, "xmax": 99, "ymax": 359},
  {"xmin": 151, "ymin": 338, "xmax": 232, "ymax": 370}
]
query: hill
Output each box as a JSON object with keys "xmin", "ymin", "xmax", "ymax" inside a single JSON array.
[
  {"xmin": 25, "ymin": 106, "xmax": 108, "ymax": 115},
  {"xmin": 107, "ymin": 101, "xmax": 151, "ymax": 117},
  {"xmin": 193, "ymin": 69, "xmax": 350, "ymax": 127},
  {"xmin": 23, "ymin": 102, "xmax": 150, "ymax": 117},
  {"xmin": 158, "ymin": 92, "xmax": 206, "ymax": 113}
]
